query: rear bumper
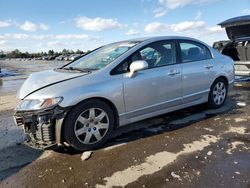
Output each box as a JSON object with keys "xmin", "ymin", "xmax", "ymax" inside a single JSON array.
[
  {"xmin": 235, "ymin": 70, "xmax": 250, "ymax": 76},
  {"xmin": 14, "ymin": 106, "xmax": 68, "ymax": 149},
  {"xmin": 235, "ymin": 61, "xmax": 250, "ymax": 76}
]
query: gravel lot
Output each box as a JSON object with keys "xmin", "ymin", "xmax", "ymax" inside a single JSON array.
[{"xmin": 0, "ymin": 59, "xmax": 250, "ymax": 188}]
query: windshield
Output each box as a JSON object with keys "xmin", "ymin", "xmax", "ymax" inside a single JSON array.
[{"xmin": 64, "ymin": 41, "xmax": 140, "ymax": 70}]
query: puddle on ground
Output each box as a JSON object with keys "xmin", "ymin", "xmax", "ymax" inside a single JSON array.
[
  {"xmin": 0, "ymin": 68, "xmax": 26, "ymax": 95},
  {"xmin": 0, "ymin": 69, "xmax": 21, "ymax": 77}
]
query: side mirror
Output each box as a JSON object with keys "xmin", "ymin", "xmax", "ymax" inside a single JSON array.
[{"xmin": 128, "ymin": 60, "xmax": 148, "ymax": 78}]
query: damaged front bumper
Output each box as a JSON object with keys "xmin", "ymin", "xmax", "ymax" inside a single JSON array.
[{"xmin": 14, "ymin": 106, "xmax": 68, "ymax": 149}]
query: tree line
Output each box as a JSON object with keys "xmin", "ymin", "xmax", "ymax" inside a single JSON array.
[{"xmin": 0, "ymin": 49, "xmax": 87, "ymax": 59}]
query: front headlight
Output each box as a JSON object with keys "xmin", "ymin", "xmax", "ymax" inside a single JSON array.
[{"xmin": 16, "ymin": 97, "xmax": 63, "ymax": 111}]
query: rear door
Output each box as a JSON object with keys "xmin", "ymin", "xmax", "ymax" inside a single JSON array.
[{"xmin": 178, "ymin": 40, "xmax": 215, "ymax": 103}]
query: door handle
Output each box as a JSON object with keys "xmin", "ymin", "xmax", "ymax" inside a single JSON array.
[
  {"xmin": 204, "ymin": 65, "xmax": 213, "ymax": 69},
  {"xmin": 168, "ymin": 71, "xmax": 180, "ymax": 76}
]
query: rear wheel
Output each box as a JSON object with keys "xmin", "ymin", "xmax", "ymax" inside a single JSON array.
[
  {"xmin": 63, "ymin": 99, "xmax": 115, "ymax": 151},
  {"xmin": 208, "ymin": 78, "xmax": 228, "ymax": 109}
]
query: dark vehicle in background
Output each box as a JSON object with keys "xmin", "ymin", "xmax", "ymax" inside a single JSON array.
[{"xmin": 213, "ymin": 15, "xmax": 250, "ymax": 76}]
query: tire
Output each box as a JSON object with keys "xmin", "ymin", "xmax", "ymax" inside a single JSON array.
[
  {"xmin": 63, "ymin": 99, "xmax": 115, "ymax": 151},
  {"xmin": 208, "ymin": 78, "xmax": 228, "ymax": 109}
]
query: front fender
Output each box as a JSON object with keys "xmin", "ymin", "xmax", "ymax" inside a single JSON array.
[{"xmin": 25, "ymin": 74, "xmax": 126, "ymax": 115}]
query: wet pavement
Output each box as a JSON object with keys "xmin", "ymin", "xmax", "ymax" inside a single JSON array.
[
  {"xmin": 0, "ymin": 59, "xmax": 65, "ymax": 95},
  {"xmin": 0, "ymin": 60, "xmax": 250, "ymax": 188}
]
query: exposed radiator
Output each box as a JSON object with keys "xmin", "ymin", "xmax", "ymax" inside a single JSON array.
[{"xmin": 36, "ymin": 123, "xmax": 55, "ymax": 142}]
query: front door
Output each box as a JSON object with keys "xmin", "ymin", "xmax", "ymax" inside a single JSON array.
[{"xmin": 122, "ymin": 40, "xmax": 182, "ymax": 118}]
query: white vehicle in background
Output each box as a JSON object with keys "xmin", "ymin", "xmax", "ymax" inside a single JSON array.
[
  {"xmin": 69, "ymin": 54, "xmax": 81, "ymax": 61},
  {"xmin": 55, "ymin": 55, "xmax": 65, "ymax": 61},
  {"xmin": 213, "ymin": 15, "xmax": 250, "ymax": 76}
]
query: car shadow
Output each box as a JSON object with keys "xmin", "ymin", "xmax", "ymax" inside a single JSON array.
[
  {"xmin": 111, "ymin": 95, "xmax": 239, "ymax": 143},
  {"xmin": 57, "ymin": 93, "xmax": 241, "ymax": 155},
  {"xmin": 0, "ymin": 144, "xmax": 42, "ymax": 182}
]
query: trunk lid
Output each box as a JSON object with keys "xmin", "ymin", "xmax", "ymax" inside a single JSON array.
[{"xmin": 218, "ymin": 15, "xmax": 250, "ymax": 40}]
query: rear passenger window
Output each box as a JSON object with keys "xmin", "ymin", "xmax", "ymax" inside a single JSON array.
[{"xmin": 180, "ymin": 41, "xmax": 212, "ymax": 63}]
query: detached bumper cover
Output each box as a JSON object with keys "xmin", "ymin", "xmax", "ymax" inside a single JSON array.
[{"xmin": 14, "ymin": 106, "xmax": 67, "ymax": 149}]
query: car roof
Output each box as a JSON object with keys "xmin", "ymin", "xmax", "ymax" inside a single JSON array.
[{"xmin": 119, "ymin": 36, "xmax": 207, "ymax": 44}]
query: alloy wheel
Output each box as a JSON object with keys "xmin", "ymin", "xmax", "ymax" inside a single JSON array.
[
  {"xmin": 212, "ymin": 81, "xmax": 226, "ymax": 105},
  {"xmin": 74, "ymin": 108, "xmax": 109, "ymax": 145}
]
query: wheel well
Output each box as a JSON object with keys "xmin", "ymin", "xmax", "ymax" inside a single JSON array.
[
  {"xmin": 211, "ymin": 76, "xmax": 229, "ymax": 88},
  {"xmin": 75, "ymin": 97, "xmax": 119, "ymax": 128},
  {"xmin": 60, "ymin": 97, "xmax": 119, "ymax": 143},
  {"xmin": 92, "ymin": 97, "xmax": 119, "ymax": 128}
]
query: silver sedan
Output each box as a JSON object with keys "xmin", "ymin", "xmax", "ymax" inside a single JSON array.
[{"xmin": 14, "ymin": 36, "xmax": 234, "ymax": 151}]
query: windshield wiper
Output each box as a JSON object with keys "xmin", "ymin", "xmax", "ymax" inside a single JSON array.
[
  {"xmin": 60, "ymin": 67, "xmax": 97, "ymax": 72},
  {"xmin": 63, "ymin": 67, "xmax": 84, "ymax": 72}
]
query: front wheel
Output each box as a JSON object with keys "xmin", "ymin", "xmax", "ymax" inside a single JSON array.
[
  {"xmin": 208, "ymin": 78, "xmax": 228, "ymax": 109},
  {"xmin": 63, "ymin": 99, "xmax": 115, "ymax": 151}
]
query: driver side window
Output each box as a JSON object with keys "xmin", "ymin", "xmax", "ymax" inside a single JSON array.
[
  {"xmin": 113, "ymin": 40, "xmax": 176, "ymax": 74},
  {"xmin": 139, "ymin": 47, "xmax": 161, "ymax": 68}
]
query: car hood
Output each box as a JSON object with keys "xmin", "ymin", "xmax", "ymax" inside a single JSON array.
[
  {"xmin": 19, "ymin": 69, "xmax": 88, "ymax": 99},
  {"xmin": 218, "ymin": 15, "xmax": 250, "ymax": 40}
]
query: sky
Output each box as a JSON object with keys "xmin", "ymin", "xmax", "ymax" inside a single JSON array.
[{"xmin": 0, "ymin": 0, "xmax": 249, "ymax": 52}]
